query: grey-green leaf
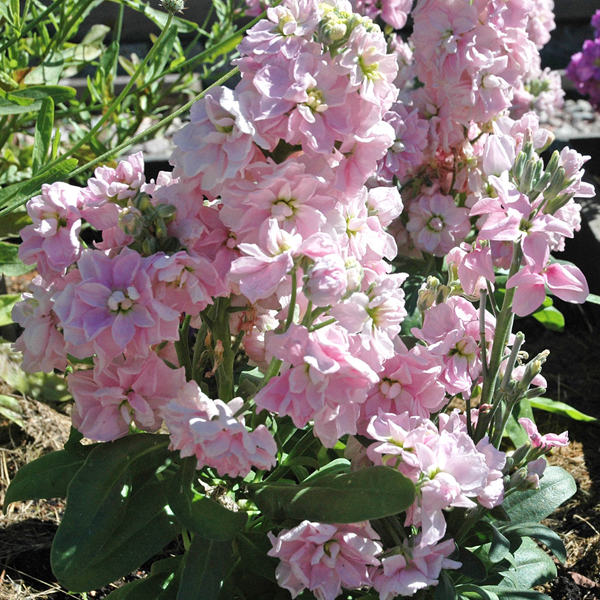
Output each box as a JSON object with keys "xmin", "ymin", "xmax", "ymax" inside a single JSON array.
[
  {"xmin": 32, "ymin": 97, "xmax": 55, "ymax": 174},
  {"xmin": 499, "ymin": 523, "xmax": 566, "ymax": 563},
  {"xmin": 500, "ymin": 466, "xmax": 576, "ymax": 524}
]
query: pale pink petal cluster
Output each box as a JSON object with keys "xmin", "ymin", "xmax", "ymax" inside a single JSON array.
[
  {"xmin": 268, "ymin": 520, "xmax": 382, "ymax": 600},
  {"xmin": 161, "ymin": 382, "xmax": 277, "ymax": 478}
]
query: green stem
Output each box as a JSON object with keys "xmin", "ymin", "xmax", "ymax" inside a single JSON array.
[
  {"xmin": 175, "ymin": 314, "xmax": 192, "ymax": 380},
  {"xmin": 284, "ymin": 270, "xmax": 297, "ymax": 332},
  {"xmin": 474, "ymin": 243, "xmax": 523, "ymax": 442},
  {"xmin": 191, "ymin": 322, "xmax": 208, "ymax": 385},
  {"xmin": 212, "ymin": 297, "xmax": 235, "ymax": 402}
]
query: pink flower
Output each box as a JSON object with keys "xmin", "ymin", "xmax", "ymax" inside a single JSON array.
[
  {"xmin": 303, "ymin": 253, "xmax": 348, "ymax": 307},
  {"xmin": 53, "ymin": 247, "xmax": 180, "ymax": 365},
  {"xmin": 229, "ymin": 219, "xmax": 301, "ymax": 304},
  {"xmin": 372, "ymin": 537, "xmax": 461, "ymax": 600},
  {"xmin": 519, "ymin": 418, "xmax": 569, "ymax": 450},
  {"xmin": 12, "ymin": 276, "xmax": 68, "ymax": 373},
  {"xmin": 19, "ymin": 182, "xmax": 83, "ymax": 278},
  {"xmin": 268, "ymin": 520, "xmax": 382, "ymax": 600},
  {"xmin": 147, "ymin": 251, "xmax": 228, "ymax": 315},
  {"xmin": 161, "ymin": 382, "xmax": 277, "ymax": 478},
  {"xmin": 69, "ymin": 353, "xmax": 185, "ymax": 442},
  {"xmin": 254, "ymin": 324, "xmax": 378, "ymax": 444},
  {"xmin": 507, "ymin": 263, "xmax": 589, "ymax": 317},
  {"xmin": 171, "ymin": 86, "xmax": 261, "ymax": 192},
  {"xmin": 407, "ymin": 191, "xmax": 470, "ymax": 256},
  {"xmin": 80, "ymin": 152, "xmax": 146, "ymax": 230},
  {"xmin": 447, "ymin": 242, "xmax": 495, "ymax": 296}
]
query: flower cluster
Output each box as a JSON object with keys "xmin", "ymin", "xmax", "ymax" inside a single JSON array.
[
  {"xmin": 567, "ymin": 9, "xmax": 600, "ymax": 109},
  {"xmin": 11, "ymin": 0, "xmax": 587, "ymax": 598}
]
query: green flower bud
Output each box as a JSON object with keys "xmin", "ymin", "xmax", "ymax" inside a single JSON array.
[{"xmin": 160, "ymin": 0, "xmax": 185, "ymax": 14}]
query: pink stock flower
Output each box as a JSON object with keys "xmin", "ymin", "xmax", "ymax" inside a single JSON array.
[
  {"xmin": 378, "ymin": 104, "xmax": 429, "ymax": 184},
  {"xmin": 360, "ymin": 345, "xmax": 446, "ymax": 426},
  {"xmin": 148, "ymin": 251, "xmax": 228, "ymax": 315},
  {"xmin": 79, "ymin": 152, "xmax": 145, "ymax": 230},
  {"xmin": 254, "ymin": 324, "xmax": 378, "ymax": 445},
  {"xmin": 519, "ymin": 417, "xmax": 569, "ymax": 449},
  {"xmin": 268, "ymin": 520, "xmax": 382, "ymax": 600},
  {"xmin": 303, "ymin": 253, "xmax": 348, "ymax": 307},
  {"xmin": 69, "ymin": 353, "xmax": 185, "ymax": 442},
  {"xmin": 53, "ymin": 247, "xmax": 180, "ymax": 365},
  {"xmin": 161, "ymin": 382, "xmax": 277, "ymax": 478},
  {"xmin": 171, "ymin": 86, "xmax": 262, "ymax": 192},
  {"xmin": 372, "ymin": 537, "xmax": 461, "ymax": 600},
  {"xmin": 507, "ymin": 263, "xmax": 589, "ymax": 317},
  {"xmin": 12, "ymin": 276, "xmax": 68, "ymax": 373},
  {"xmin": 229, "ymin": 219, "xmax": 301, "ymax": 304},
  {"xmin": 447, "ymin": 242, "xmax": 495, "ymax": 296},
  {"xmin": 407, "ymin": 191, "xmax": 470, "ymax": 256},
  {"xmin": 19, "ymin": 182, "xmax": 83, "ymax": 278}
]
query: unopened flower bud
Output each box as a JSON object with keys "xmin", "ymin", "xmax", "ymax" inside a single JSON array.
[
  {"xmin": 435, "ymin": 284, "xmax": 450, "ymax": 305},
  {"xmin": 509, "ymin": 467, "xmax": 528, "ymax": 490},
  {"xmin": 133, "ymin": 193, "xmax": 150, "ymax": 212},
  {"xmin": 160, "ymin": 0, "xmax": 185, "ymax": 14},
  {"xmin": 118, "ymin": 206, "xmax": 143, "ymax": 237},
  {"xmin": 345, "ymin": 257, "xmax": 363, "ymax": 294},
  {"xmin": 155, "ymin": 203, "xmax": 177, "ymax": 220},
  {"xmin": 510, "ymin": 442, "xmax": 531, "ymax": 467},
  {"xmin": 155, "ymin": 217, "xmax": 168, "ymax": 239},
  {"xmin": 142, "ymin": 237, "xmax": 157, "ymax": 256},
  {"xmin": 543, "ymin": 166, "xmax": 566, "ymax": 203}
]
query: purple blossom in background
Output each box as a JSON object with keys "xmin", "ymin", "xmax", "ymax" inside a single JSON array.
[{"xmin": 566, "ymin": 12, "xmax": 600, "ymax": 108}]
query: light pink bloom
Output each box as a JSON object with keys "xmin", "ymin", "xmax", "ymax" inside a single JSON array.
[
  {"xmin": 447, "ymin": 242, "xmax": 495, "ymax": 296},
  {"xmin": 12, "ymin": 276, "xmax": 68, "ymax": 373},
  {"xmin": 507, "ymin": 263, "xmax": 589, "ymax": 317},
  {"xmin": 304, "ymin": 253, "xmax": 348, "ymax": 307},
  {"xmin": 378, "ymin": 104, "xmax": 429, "ymax": 184},
  {"xmin": 268, "ymin": 520, "xmax": 382, "ymax": 600},
  {"xmin": 407, "ymin": 191, "xmax": 470, "ymax": 256},
  {"xmin": 254, "ymin": 324, "xmax": 378, "ymax": 443},
  {"xmin": 372, "ymin": 537, "xmax": 461, "ymax": 600},
  {"xmin": 229, "ymin": 219, "xmax": 301, "ymax": 304},
  {"xmin": 79, "ymin": 152, "xmax": 145, "ymax": 230},
  {"xmin": 519, "ymin": 418, "xmax": 569, "ymax": 450},
  {"xmin": 161, "ymin": 382, "xmax": 277, "ymax": 478},
  {"xmin": 69, "ymin": 353, "xmax": 185, "ymax": 442},
  {"xmin": 19, "ymin": 182, "xmax": 83, "ymax": 277},
  {"xmin": 148, "ymin": 251, "xmax": 228, "ymax": 315},
  {"xmin": 53, "ymin": 248, "xmax": 180, "ymax": 365},
  {"xmin": 171, "ymin": 86, "xmax": 261, "ymax": 192}
]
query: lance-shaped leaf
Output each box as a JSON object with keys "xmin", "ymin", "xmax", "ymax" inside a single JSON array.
[{"xmin": 251, "ymin": 465, "xmax": 415, "ymax": 523}]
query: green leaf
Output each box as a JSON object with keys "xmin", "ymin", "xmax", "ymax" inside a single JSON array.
[
  {"xmin": 169, "ymin": 459, "xmax": 247, "ymax": 541},
  {"xmin": 0, "ymin": 393, "xmax": 23, "ymax": 428},
  {"xmin": 23, "ymin": 51, "xmax": 64, "ymax": 85},
  {"xmin": 65, "ymin": 477, "xmax": 181, "ymax": 591},
  {"xmin": 457, "ymin": 548, "xmax": 488, "ymax": 583},
  {"xmin": 10, "ymin": 85, "xmax": 77, "ymax": 105},
  {"xmin": 498, "ymin": 538, "xmax": 557, "ymax": 588},
  {"xmin": 0, "ymin": 294, "xmax": 20, "ymax": 327},
  {"xmin": 4, "ymin": 447, "xmax": 93, "ymax": 509},
  {"xmin": 32, "ymin": 96, "xmax": 54, "ymax": 174},
  {"xmin": 529, "ymin": 397, "xmax": 597, "ymax": 422},
  {"xmin": 251, "ymin": 466, "xmax": 415, "ymax": 523},
  {"xmin": 121, "ymin": 0, "xmax": 199, "ymax": 32},
  {"xmin": 0, "ymin": 241, "xmax": 34, "ymax": 276},
  {"xmin": 176, "ymin": 536, "xmax": 233, "ymax": 600},
  {"xmin": 51, "ymin": 434, "xmax": 175, "ymax": 591},
  {"xmin": 435, "ymin": 570, "xmax": 457, "ymax": 600},
  {"xmin": 504, "ymin": 399, "xmax": 534, "ymax": 447},
  {"xmin": 489, "ymin": 527, "xmax": 511, "ymax": 563},
  {"xmin": 0, "ymin": 158, "xmax": 78, "ymax": 214},
  {"xmin": 236, "ymin": 532, "xmax": 278, "ymax": 583},
  {"xmin": 531, "ymin": 305, "xmax": 564, "ymax": 332},
  {"xmin": 105, "ymin": 557, "xmax": 183, "ymax": 600},
  {"xmin": 303, "ymin": 458, "xmax": 351, "ymax": 482},
  {"xmin": 0, "ymin": 211, "xmax": 31, "ymax": 239},
  {"xmin": 499, "ymin": 523, "xmax": 566, "ymax": 563},
  {"xmin": 0, "ymin": 343, "xmax": 71, "ymax": 402},
  {"xmin": 500, "ymin": 466, "xmax": 576, "ymax": 524},
  {"xmin": 586, "ymin": 293, "xmax": 600, "ymax": 305},
  {"xmin": 482, "ymin": 589, "xmax": 551, "ymax": 600},
  {"xmin": 457, "ymin": 584, "xmax": 499, "ymax": 600}
]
